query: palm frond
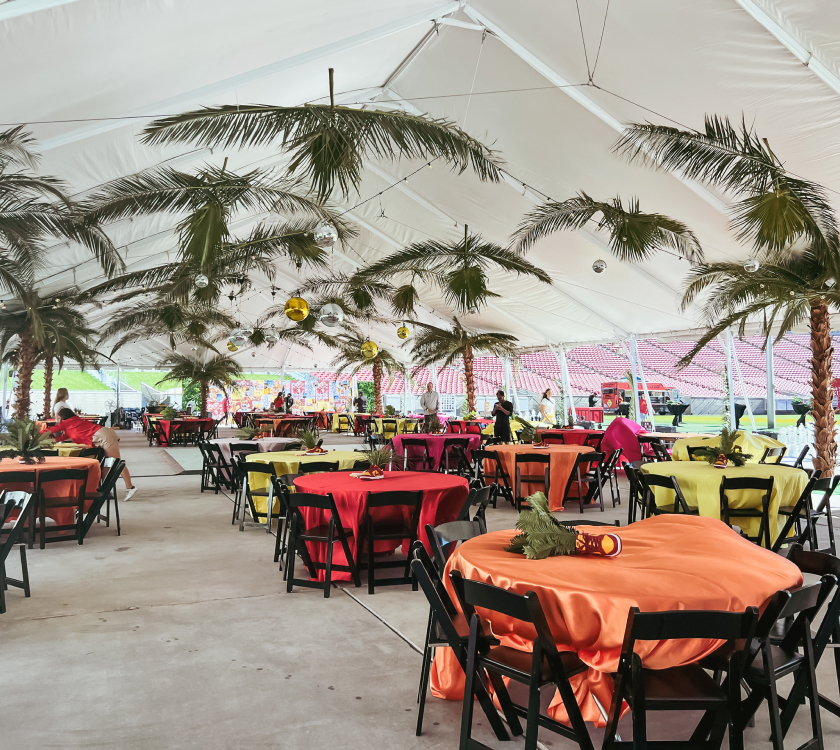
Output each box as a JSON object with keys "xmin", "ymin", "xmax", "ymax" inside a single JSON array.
[{"xmin": 141, "ymin": 104, "xmax": 504, "ymax": 199}]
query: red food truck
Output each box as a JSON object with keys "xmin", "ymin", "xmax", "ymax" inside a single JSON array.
[{"xmin": 601, "ymin": 381, "xmax": 677, "ymax": 416}]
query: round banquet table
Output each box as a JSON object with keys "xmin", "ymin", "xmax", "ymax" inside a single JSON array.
[
  {"xmin": 391, "ymin": 433, "xmax": 481, "ymax": 471},
  {"xmin": 671, "ymin": 432, "xmax": 786, "ymax": 463},
  {"xmin": 54, "ymin": 442, "xmax": 91, "ymax": 457},
  {"xmin": 539, "ymin": 428, "xmax": 604, "ymax": 446},
  {"xmin": 293, "ymin": 471, "xmax": 468, "ymax": 582},
  {"xmin": 431, "ymin": 515, "xmax": 802, "ymax": 726},
  {"xmin": 481, "ymin": 420, "xmax": 524, "ymax": 437},
  {"xmin": 640, "ymin": 461, "xmax": 808, "ymax": 544},
  {"xmin": 155, "ymin": 418, "xmax": 213, "ymax": 446},
  {"xmin": 245, "ymin": 450, "xmax": 362, "ymax": 514},
  {"xmin": 484, "ymin": 444, "xmax": 594, "ymax": 511},
  {"xmin": 0, "ymin": 456, "xmax": 101, "ymax": 525},
  {"xmin": 446, "ymin": 419, "xmax": 493, "ymax": 434}
]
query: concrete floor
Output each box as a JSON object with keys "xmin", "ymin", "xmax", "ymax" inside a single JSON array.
[{"xmin": 2, "ymin": 429, "xmax": 839, "ymax": 749}]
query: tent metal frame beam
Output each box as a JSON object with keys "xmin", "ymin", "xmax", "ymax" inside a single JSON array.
[
  {"xmin": 39, "ymin": 1, "xmax": 460, "ymax": 151},
  {"xmin": 0, "ymin": 0, "xmax": 81, "ymax": 22},
  {"xmin": 459, "ymin": 4, "xmax": 728, "ymax": 215},
  {"xmin": 734, "ymin": 0, "xmax": 840, "ymax": 98}
]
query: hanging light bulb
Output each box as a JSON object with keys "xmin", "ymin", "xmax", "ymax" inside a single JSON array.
[
  {"xmin": 397, "ymin": 324, "xmax": 410, "ymax": 340},
  {"xmin": 744, "ymin": 258, "xmax": 760, "ymax": 273},
  {"xmin": 313, "ymin": 224, "xmax": 338, "ymax": 249},
  {"xmin": 361, "ymin": 340, "xmax": 379, "ymax": 359},
  {"xmin": 194, "ymin": 274, "xmax": 209, "ymax": 288},
  {"xmin": 285, "ymin": 295, "xmax": 310, "ymax": 322},
  {"xmin": 319, "ymin": 303, "xmax": 344, "ymax": 327},
  {"xmin": 592, "ymin": 259, "xmax": 607, "ymax": 274}
]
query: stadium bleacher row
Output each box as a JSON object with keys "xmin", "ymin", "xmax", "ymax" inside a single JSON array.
[{"xmin": 315, "ymin": 333, "xmax": 816, "ymax": 400}]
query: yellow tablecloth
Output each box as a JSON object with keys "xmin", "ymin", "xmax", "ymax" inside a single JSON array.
[
  {"xmin": 55, "ymin": 443, "xmax": 90, "ymax": 457},
  {"xmin": 245, "ymin": 450, "xmax": 362, "ymax": 513},
  {"xmin": 640, "ymin": 461, "xmax": 808, "ymax": 545},
  {"xmin": 372, "ymin": 417, "xmax": 406, "ymax": 438},
  {"xmin": 481, "ymin": 420, "xmax": 526, "ymax": 436},
  {"xmin": 332, "ymin": 412, "xmax": 364, "ymax": 432},
  {"xmin": 671, "ymin": 432, "xmax": 786, "ymax": 463}
]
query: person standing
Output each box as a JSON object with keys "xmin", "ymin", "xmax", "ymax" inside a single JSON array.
[
  {"xmin": 353, "ymin": 391, "xmax": 368, "ymax": 413},
  {"xmin": 52, "ymin": 388, "xmax": 73, "ymax": 418},
  {"xmin": 272, "ymin": 390, "xmax": 285, "ymax": 412},
  {"xmin": 221, "ymin": 393, "xmax": 230, "ymax": 425},
  {"xmin": 419, "ymin": 382, "xmax": 440, "ymax": 432},
  {"xmin": 284, "ymin": 391, "xmax": 295, "ymax": 413},
  {"xmin": 44, "ymin": 408, "xmax": 137, "ymax": 500},
  {"xmin": 588, "ymin": 391, "xmax": 598, "ymax": 407},
  {"xmin": 539, "ymin": 388, "xmax": 556, "ymax": 425},
  {"xmin": 492, "ymin": 389, "xmax": 514, "ymax": 442}
]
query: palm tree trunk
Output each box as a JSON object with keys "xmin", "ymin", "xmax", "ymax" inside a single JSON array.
[
  {"xmin": 373, "ymin": 359, "xmax": 383, "ymax": 414},
  {"xmin": 42, "ymin": 356, "xmax": 53, "ymax": 419},
  {"xmin": 199, "ymin": 379, "xmax": 209, "ymax": 418},
  {"xmin": 14, "ymin": 332, "xmax": 36, "ymax": 421},
  {"xmin": 463, "ymin": 343, "xmax": 476, "ymax": 413},
  {"xmin": 810, "ymin": 303, "xmax": 837, "ymax": 475}
]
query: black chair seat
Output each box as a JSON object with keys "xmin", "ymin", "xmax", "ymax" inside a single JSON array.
[
  {"xmin": 483, "ymin": 645, "xmax": 586, "ymax": 683},
  {"xmin": 639, "ymin": 665, "xmax": 727, "ymax": 709},
  {"xmin": 300, "ymin": 523, "xmax": 354, "ymax": 540},
  {"xmin": 370, "ymin": 521, "xmax": 412, "ymax": 538},
  {"xmin": 432, "ymin": 612, "xmax": 499, "ymax": 644},
  {"xmin": 746, "ymin": 643, "xmax": 804, "ymax": 681}
]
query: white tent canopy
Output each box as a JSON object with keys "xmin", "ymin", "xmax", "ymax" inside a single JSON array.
[{"xmin": 3, "ymin": 0, "xmax": 838, "ymax": 370}]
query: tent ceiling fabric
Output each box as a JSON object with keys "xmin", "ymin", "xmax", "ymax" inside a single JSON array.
[{"xmin": 2, "ymin": 0, "xmax": 837, "ymax": 369}]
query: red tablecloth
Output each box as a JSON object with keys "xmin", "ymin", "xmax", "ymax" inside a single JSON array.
[
  {"xmin": 292, "ymin": 471, "xmax": 468, "ymax": 581},
  {"xmin": 539, "ymin": 428, "xmax": 604, "ymax": 446},
  {"xmin": 156, "ymin": 418, "xmax": 213, "ymax": 446},
  {"xmin": 0, "ymin": 456, "xmax": 101, "ymax": 525},
  {"xmin": 391, "ymin": 434, "xmax": 481, "ymax": 470},
  {"xmin": 484, "ymin": 444, "xmax": 594, "ymax": 511},
  {"xmin": 431, "ymin": 515, "xmax": 802, "ymax": 727},
  {"xmin": 446, "ymin": 419, "xmax": 492, "ymax": 434}
]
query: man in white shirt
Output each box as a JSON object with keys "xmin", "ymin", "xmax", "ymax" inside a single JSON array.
[{"xmin": 419, "ymin": 382, "xmax": 440, "ymax": 432}]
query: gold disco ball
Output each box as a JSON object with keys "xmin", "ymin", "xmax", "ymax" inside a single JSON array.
[
  {"xmin": 360, "ymin": 340, "xmax": 379, "ymax": 359},
  {"xmin": 284, "ymin": 296, "xmax": 310, "ymax": 322},
  {"xmin": 227, "ymin": 341, "xmax": 239, "ymax": 352},
  {"xmin": 397, "ymin": 325, "xmax": 410, "ymax": 340}
]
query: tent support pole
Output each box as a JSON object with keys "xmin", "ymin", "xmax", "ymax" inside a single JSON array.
[
  {"xmin": 632, "ymin": 337, "xmax": 656, "ymax": 430},
  {"xmin": 728, "ymin": 330, "xmax": 756, "ymax": 431},
  {"xmin": 403, "ymin": 367, "xmax": 410, "ymax": 415},
  {"xmin": 116, "ymin": 363, "xmax": 121, "ymax": 413},
  {"xmin": 766, "ymin": 335, "xmax": 776, "ymax": 429},
  {"xmin": 625, "ymin": 338, "xmax": 641, "ymax": 425},
  {"xmin": 720, "ymin": 334, "xmax": 737, "ymax": 429}
]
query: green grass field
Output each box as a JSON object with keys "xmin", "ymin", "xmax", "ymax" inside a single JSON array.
[
  {"xmin": 1, "ymin": 370, "xmax": 110, "ymax": 391},
  {"xmin": 602, "ymin": 413, "xmax": 802, "ymax": 433}
]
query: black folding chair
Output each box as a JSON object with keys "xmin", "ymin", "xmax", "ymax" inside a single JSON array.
[
  {"xmin": 602, "ymin": 448, "xmax": 623, "ymax": 507},
  {"xmin": 514, "ymin": 453, "xmax": 550, "ymax": 512},
  {"xmin": 0, "ymin": 491, "xmax": 34, "ymax": 614},
  {"xmin": 471, "ymin": 449, "xmax": 511, "ymax": 507},
  {"xmin": 86, "ymin": 458, "xmax": 126, "ymax": 538},
  {"xmin": 623, "ymin": 463, "xmax": 646, "ymax": 524},
  {"xmin": 78, "ymin": 446, "xmax": 105, "ymax": 461},
  {"xmin": 719, "ymin": 476, "xmax": 775, "ymax": 548},
  {"xmin": 410, "ymin": 545, "xmax": 507, "ymax": 739},
  {"xmin": 450, "ymin": 570, "xmax": 595, "ymax": 750},
  {"xmin": 440, "ymin": 437, "xmax": 471, "ymax": 475},
  {"xmin": 336, "ymin": 414, "xmax": 353, "ymax": 433},
  {"xmin": 583, "ymin": 432, "xmax": 604, "ymax": 451},
  {"xmin": 456, "ymin": 484, "xmax": 494, "ymax": 532},
  {"xmin": 235, "ymin": 460, "xmax": 278, "ymax": 532},
  {"xmin": 399, "ymin": 438, "xmax": 433, "ymax": 471},
  {"xmin": 791, "ymin": 445, "xmax": 811, "ymax": 470},
  {"xmin": 35, "ymin": 468, "xmax": 90, "ymax": 548},
  {"xmin": 760, "ymin": 446, "xmax": 788, "ymax": 465},
  {"xmin": 297, "ymin": 461, "xmax": 339, "ymax": 475},
  {"xmin": 685, "ymin": 445, "xmax": 708, "ymax": 461},
  {"xmin": 0, "ymin": 471, "xmax": 36, "ymax": 547},
  {"xmin": 603, "ymin": 606, "xmax": 759, "ymax": 750},
  {"xmin": 362, "ymin": 490, "xmax": 422, "ymax": 594},
  {"xmin": 425, "ymin": 519, "xmax": 485, "ymax": 573},
  {"xmin": 284, "ymin": 491, "xmax": 360, "ymax": 597},
  {"xmin": 561, "ymin": 452, "xmax": 605, "ymax": 513},
  {"xmin": 650, "ymin": 441, "xmax": 671, "ymax": 462},
  {"xmin": 777, "ymin": 474, "xmax": 840, "ymax": 555},
  {"xmin": 638, "ymin": 471, "xmax": 698, "ymax": 516}
]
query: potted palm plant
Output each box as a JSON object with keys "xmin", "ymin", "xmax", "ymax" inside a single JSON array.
[
  {"xmin": 297, "ymin": 427, "xmax": 326, "ymax": 454},
  {"xmin": 359, "ymin": 446, "xmax": 394, "ymax": 478},
  {"xmin": 0, "ymin": 420, "xmax": 56, "ymax": 464}
]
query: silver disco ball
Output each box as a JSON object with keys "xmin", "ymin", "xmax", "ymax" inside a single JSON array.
[
  {"xmin": 240, "ymin": 327, "xmax": 254, "ymax": 338},
  {"xmin": 229, "ymin": 335, "xmax": 246, "ymax": 347},
  {"xmin": 744, "ymin": 258, "xmax": 760, "ymax": 273},
  {"xmin": 319, "ymin": 302, "xmax": 344, "ymax": 327},
  {"xmin": 264, "ymin": 328, "xmax": 281, "ymax": 345},
  {"xmin": 194, "ymin": 274, "xmax": 209, "ymax": 288},
  {"xmin": 313, "ymin": 224, "xmax": 338, "ymax": 249},
  {"xmin": 592, "ymin": 259, "xmax": 607, "ymax": 274}
]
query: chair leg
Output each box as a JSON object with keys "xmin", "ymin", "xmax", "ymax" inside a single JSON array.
[
  {"xmin": 113, "ymin": 493, "xmax": 121, "ymax": 537},
  {"xmin": 416, "ymin": 645, "xmax": 433, "ymax": 736},
  {"xmin": 39, "ymin": 498, "xmax": 46, "ymax": 550},
  {"xmin": 763, "ymin": 644, "xmax": 785, "ymax": 750},
  {"xmin": 524, "ymin": 669, "xmax": 541, "ymax": 750},
  {"xmin": 285, "ymin": 523, "xmax": 297, "ymax": 593},
  {"xmin": 19, "ymin": 545, "xmax": 30, "ymax": 597},
  {"xmin": 324, "ymin": 520, "xmax": 335, "ymax": 599},
  {"xmin": 459, "ymin": 618, "xmax": 479, "ymax": 750},
  {"xmin": 367, "ymin": 519, "xmax": 375, "ymax": 596},
  {"xmin": 0, "ymin": 567, "xmax": 5, "ymax": 614}
]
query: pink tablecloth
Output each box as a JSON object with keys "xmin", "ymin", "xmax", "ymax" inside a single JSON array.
[
  {"xmin": 601, "ymin": 417, "xmax": 646, "ymax": 462},
  {"xmin": 391, "ymin": 433, "xmax": 480, "ymax": 470}
]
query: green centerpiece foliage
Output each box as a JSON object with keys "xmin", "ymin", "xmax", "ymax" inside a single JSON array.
[
  {"xmin": 384, "ymin": 404, "xmax": 396, "ymax": 417},
  {"xmin": 690, "ymin": 426, "xmax": 753, "ymax": 466},
  {"xmin": 236, "ymin": 426, "xmax": 257, "ymax": 440},
  {"xmin": 512, "ymin": 416, "xmax": 537, "ymax": 443},
  {"xmin": 160, "ymin": 406, "xmax": 178, "ymax": 420},
  {"xmin": 364, "ymin": 446, "xmax": 394, "ymax": 471},
  {"xmin": 296, "ymin": 427, "xmax": 318, "ymax": 450},
  {"xmin": 0, "ymin": 420, "xmax": 56, "ymax": 463},
  {"xmin": 506, "ymin": 493, "xmax": 578, "ymax": 559}
]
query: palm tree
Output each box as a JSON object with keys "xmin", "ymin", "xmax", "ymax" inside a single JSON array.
[
  {"xmin": 408, "ymin": 319, "xmax": 518, "ymax": 413},
  {"xmin": 156, "ymin": 350, "xmax": 241, "ymax": 418},
  {"xmin": 0, "ymin": 126, "xmax": 122, "ymax": 291},
  {"xmin": 330, "ymin": 333, "xmax": 402, "ymax": 414},
  {"xmin": 353, "ymin": 229, "xmax": 552, "ymax": 316},
  {"xmin": 0, "ymin": 288, "xmax": 100, "ymax": 420},
  {"xmin": 614, "ymin": 115, "xmax": 839, "ymax": 473},
  {"xmin": 140, "ymin": 70, "xmax": 503, "ymax": 200},
  {"xmin": 509, "ymin": 192, "xmax": 702, "ymax": 261},
  {"xmin": 40, "ymin": 315, "xmax": 101, "ymax": 418}
]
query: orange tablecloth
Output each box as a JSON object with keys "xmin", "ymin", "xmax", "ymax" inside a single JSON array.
[
  {"xmin": 292, "ymin": 471, "xmax": 468, "ymax": 582},
  {"xmin": 484, "ymin": 444, "xmax": 594, "ymax": 511},
  {"xmin": 0, "ymin": 456, "xmax": 101, "ymax": 525},
  {"xmin": 431, "ymin": 515, "xmax": 802, "ymax": 726}
]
